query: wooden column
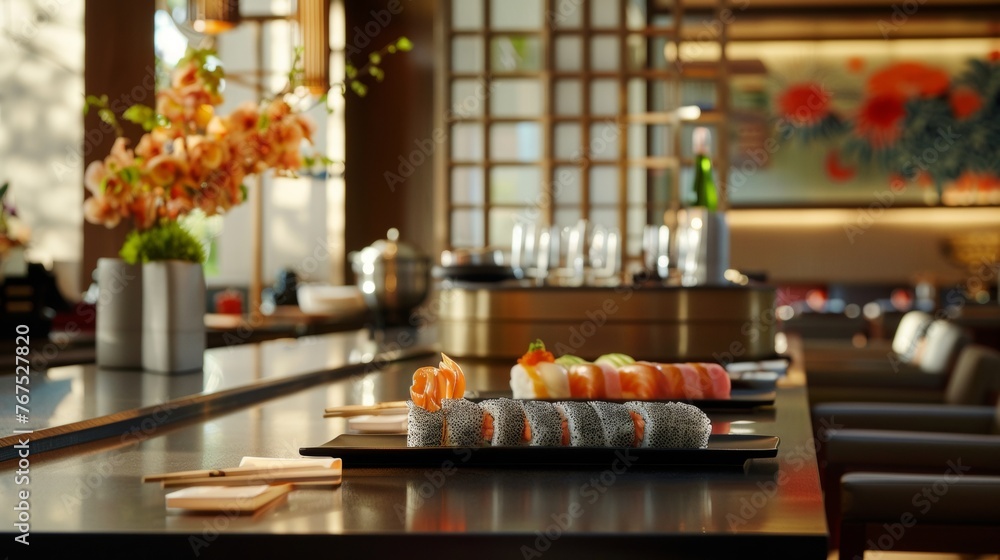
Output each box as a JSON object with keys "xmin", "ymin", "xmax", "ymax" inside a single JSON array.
[
  {"xmin": 344, "ymin": 0, "xmax": 438, "ymax": 269},
  {"xmin": 81, "ymin": 0, "xmax": 156, "ymax": 289}
]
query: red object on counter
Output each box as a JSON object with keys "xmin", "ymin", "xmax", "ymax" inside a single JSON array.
[{"xmin": 214, "ymin": 289, "xmax": 244, "ymax": 315}]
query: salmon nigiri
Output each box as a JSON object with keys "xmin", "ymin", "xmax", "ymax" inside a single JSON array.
[
  {"xmin": 688, "ymin": 362, "xmax": 731, "ymax": 399},
  {"xmin": 649, "ymin": 363, "xmax": 687, "ymax": 399},
  {"xmin": 618, "ymin": 363, "xmax": 663, "ymax": 399},
  {"xmin": 566, "ymin": 364, "xmax": 607, "ymax": 399},
  {"xmin": 676, "ymin": 363, "xmax": 705, "ymax": 400},
  {"xmin": 595, "ymin": 354, "xmax": 634, "ymax": 399}
]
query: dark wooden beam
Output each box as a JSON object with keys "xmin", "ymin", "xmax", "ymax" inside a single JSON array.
[
  {"xmin": 344, "ymin": 0, "xmax": 439, "ymax": 275},
  {"xmin": 81, "ymin": 0, "xmax": 156, "ymax": 288}
]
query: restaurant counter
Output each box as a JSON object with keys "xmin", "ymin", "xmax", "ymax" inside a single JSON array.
[{"xmin": 0, "ymin": 328, "xmax": 827, "ymax": 559}]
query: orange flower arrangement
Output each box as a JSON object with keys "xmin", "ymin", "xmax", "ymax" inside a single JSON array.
[
  {"xmin": 0, "ymin": 183, "xmax": 30, "ymax": 260},
  {"xmin": 83, "ymin": 48, "xmax": 315, "ymax": 262}
]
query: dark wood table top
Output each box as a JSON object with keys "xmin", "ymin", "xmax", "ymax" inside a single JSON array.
[{"xmin": 0, "ymin": 330, "xmax": 827, "ymax": 559}]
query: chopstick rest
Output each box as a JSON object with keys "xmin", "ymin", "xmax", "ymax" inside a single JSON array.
[{"xmin": 165, "ymin": 484, "xmax": 293, "ymax": 512}]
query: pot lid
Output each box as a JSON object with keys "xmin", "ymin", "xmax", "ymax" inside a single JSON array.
[{"xmin": 355, "ymin": 228, "xmax": 426, "ymax": 264}]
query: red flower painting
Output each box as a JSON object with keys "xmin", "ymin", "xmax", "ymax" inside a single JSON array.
[{"xmin": 776, "ymin": 55, "xmax": 1000, "ymax": 204}]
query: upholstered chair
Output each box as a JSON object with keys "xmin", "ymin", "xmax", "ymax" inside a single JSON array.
[
  {"xmin": 803, "ymin": 309, "xmax": 932, "ymax": 364},
  {"xmin": 811, "ymin": 345, "xmax": 1000, "ymax": 550},
  {"xmin": 838, "ymin": 472, "xmax": 1000, "ymax": 559},
  {"xmin": 807, "ymin": 319, "xmax": 970, "ymax": 405}
]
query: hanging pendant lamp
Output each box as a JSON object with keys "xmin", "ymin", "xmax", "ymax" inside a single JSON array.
[
  {"xmin": 298, "ymin": 0, "xmax": 330, "ymax": 94},
  {"xmin": 188, "ymin": 0, "xmax": 241, "ymax": 34}
]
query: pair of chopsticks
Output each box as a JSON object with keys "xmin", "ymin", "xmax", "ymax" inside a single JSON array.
[
  {"xmin": 323, "ymin": 400, "xmax": 408, "ymax": 418},
  {"xmin": 144, "ymin": 462, "xmax": 341, "ymax": 488}
]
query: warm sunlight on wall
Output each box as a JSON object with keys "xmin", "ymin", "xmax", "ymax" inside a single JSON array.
[{"xmin": 0, "ymin": 1, "xmax": 84, "ymax": 277}]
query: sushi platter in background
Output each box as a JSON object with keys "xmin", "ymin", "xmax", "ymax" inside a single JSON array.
[
  {"xmin": 470, "ymin": 391, "xmax": 775, "ymax": 410},
  {"xmin": 724, "ymin": 356, "xmax": 789, "ymax": 392},
  {"xmin": 725, "ymin": 357, "xmax": 790, "ymax": 377},
  {"xmin": 503, "ymin": 343, "xmax": 778, "ymax": 409}
]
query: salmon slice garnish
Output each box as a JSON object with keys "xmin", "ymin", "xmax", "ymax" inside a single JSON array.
[
  {"xmin": 410, "ymin": 353, "xmax": 468, "ymax": 412},
  {"xmin": 410, "ymin": 366, "xmax": 440, "ymax": 411},
  {"xmin": 440, "ymin": 353, "xmax": 467, "ymax": 399}
]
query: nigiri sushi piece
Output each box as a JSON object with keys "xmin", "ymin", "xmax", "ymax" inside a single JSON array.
[
  {"xmin": 441, "ymin": 398, "xmax": 485, "ymax": 447},
  {"xmin": 595, "ymin": 353, "xmax": 633, "ymax": 399},
  {"xmin": 676, "ymin": 363, "xmax": 706, "ymax": 400},
  {"xmin": 648, "ymin": 363, "xmax": 688, "ymax": 399},
  {"xmin": 601, "ymin": 364, "xmax": 623, "ymax": 399},
  {"xmin": 618, "ymin": 363, "xmax": 663, "ymax": 399},
  {"xmin": 563, "ymin": 354, "xmax": 621, "ymax": 399},
  {"xmin": 588, "ymin": 401, "xmax": 635, "ymax": 447},
  {"xmin": 689, "ymin": 362, "xmax": 732, "ymax": 399},
  {"xmin": 566, "ymin": 363, "xmax": 606, "ymax": 399},
  {"xmin": 553, "ymin": 402, "xmax": 605, "ymax": 447},
  {"xmin": 510, "ymin": 340, "xmax": 571, "ymax": 399},
  {"xmin": 480, "ymin": 398, "xmax": 528, "ymax": 446},
  {"xmin": 406, "ymin": 400, "xmax": 444, "ymax": 447},
  {"xmin": 520, "ymin": 400, "xmax": 563, "ymax": 446}
]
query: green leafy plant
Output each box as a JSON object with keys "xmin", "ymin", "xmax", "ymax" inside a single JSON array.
[
  {"xmin": 120, "ymin": 221, "xmax": 206, "ymax": 265},
  {"xmin": 345, "ymin": 36, "xmax": 413, "ymax": 98},
  {"xmin": 286, "ymin": 36, "xmax": 413, "ymax": 104}
]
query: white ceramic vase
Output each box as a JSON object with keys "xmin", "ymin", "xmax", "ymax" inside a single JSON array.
[
  {"xmin": 142, "ymin": 260, "xmax": 206, "ymax": 373},
  {"xmin": 95, "ymin": 257, "xmax": 144, "ymax": 369}
]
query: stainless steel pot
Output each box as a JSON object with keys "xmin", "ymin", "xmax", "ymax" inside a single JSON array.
[{"xmin": 350, "ymin": 228, "xmax": 431, "ymax": 324}]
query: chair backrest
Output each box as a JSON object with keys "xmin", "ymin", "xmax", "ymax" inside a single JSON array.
[
  {"xmin": 914, "ymin": 319, "xmax": 968, "ymax": 375},
  {"xmin": 945, "ymin": 344, "xmax": 1000, "ymax": 408},
  {"xmin": 891, "ymin": 310, "xmax": 933, "ymax": 362}
]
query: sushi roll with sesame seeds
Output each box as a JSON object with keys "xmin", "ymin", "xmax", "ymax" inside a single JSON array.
[
  {"xmin": 671, "ymin": 401, "xmax": 713, "ymax": 448},
  {"xmin": 625, "ymin": 401, "xmax": 711, "ymax": 449},
  {"xmin": 587, "ymin": 401, "xmax": 635, "ymax": 447},
  {"xmin": 520, "ymin": 400, "xmax": 564, "ymax": 446},
  {"xmin": 406, "ymin": 400, "xmax": 444, "ymax": 447},
  {"xmin": 479, "ymin": 398, "xmax": 528, "ymax": 446},
  {"xmin": 553, "ymin": 401, "xmax": 606, "ymax": 447},
  {"xmin": 441, "ymin": 398, "xmax": 485, "ymax": 447}
]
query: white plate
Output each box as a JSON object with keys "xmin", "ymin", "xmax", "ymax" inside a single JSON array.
[{"xmin": 348, "ymin": 414, "xmax": 408, "ymax": 434}]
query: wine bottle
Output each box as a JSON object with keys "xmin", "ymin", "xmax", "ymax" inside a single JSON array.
[{"xmin": 691, "ymin": 127, "xmax": 719, "ymax": 211}]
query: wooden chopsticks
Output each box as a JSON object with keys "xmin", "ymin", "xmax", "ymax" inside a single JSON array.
[
  {"xmin": 143, "ymin": 464, "xmax": 320, "ymax": 483},
  {"xmin": 144, "ymin": 458, "xmax": 342, "ymax": 488},
  {"xmin": 323, "ymin": 400, "xmax": 408, "ymax": 418},
  {"xmin": 160, "ymin": 469, "xmax": 341, "ymax": 488}
]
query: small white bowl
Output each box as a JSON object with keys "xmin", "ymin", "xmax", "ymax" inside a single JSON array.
[{"xmin": 297, "ymin": 284, "xmax": 367, "ymax": 316}]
